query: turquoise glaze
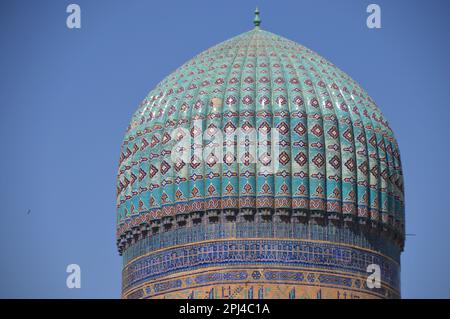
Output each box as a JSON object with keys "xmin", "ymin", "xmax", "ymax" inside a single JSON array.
[{"xmin": 116, "ymin": 26, "xmax": 404, "ymax": 254}]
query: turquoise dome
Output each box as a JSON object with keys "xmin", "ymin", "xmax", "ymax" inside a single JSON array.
[{"xmin": 116, "ymin": 26, "xmax": 404, "ymax": 255}]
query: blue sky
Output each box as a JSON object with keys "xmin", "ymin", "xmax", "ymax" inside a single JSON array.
[{"xmin": 1, "ymin": 0, "xmax": 449, "ymax": 298}]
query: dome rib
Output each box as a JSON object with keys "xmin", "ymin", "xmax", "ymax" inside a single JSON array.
[
  {"xmin": 304, "ymin": 48, "xmax": 329, "ymax": 218},
  {"xmin": 281, "ymin": 37, "xmax": 312, "ymax": 213},
  {"xmin": 237, "ymin": 30, "xmax": 256, "ymax": 210},
  {"xmin": 218, "ymin": 34, "xmax": 243, "ymax": 212},
  {"xmin": 255, "ymin": 30, "xmax": 276, "ymax": 212},
  {"xmin": 332, "ymin": 62, "xmax": 362, "ymax": 219},
  {"xmin": 345, "ymin": 83, "xmax": 370, "ymax": 219}
]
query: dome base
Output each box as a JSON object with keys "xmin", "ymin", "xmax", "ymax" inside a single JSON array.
[{"xmin": 121, "ymin": 237, "xmax": 400, "ymax": 299}]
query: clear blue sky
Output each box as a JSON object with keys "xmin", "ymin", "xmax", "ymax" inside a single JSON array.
[{"xmin": 1, "ymin": 0, "xmax": 449, "ymax": 298}]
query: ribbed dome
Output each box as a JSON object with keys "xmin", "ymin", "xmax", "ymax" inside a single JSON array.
[{"xmin": 116, "ymin": 27, "xmax": 404, "ymax": 254}]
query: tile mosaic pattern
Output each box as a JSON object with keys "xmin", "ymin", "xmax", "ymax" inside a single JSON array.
[
  {"xmin": 116, "ymin": 28, "xmax": 404, "ymax": 244},
  {"xmin": 116, "ymin": 23, "xmax": 405, "ymax": 299},
  {"xmin": 122, "ymin": 239, "xmax": 399, "ymax": 299}
]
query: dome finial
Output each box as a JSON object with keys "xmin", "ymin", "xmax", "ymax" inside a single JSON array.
[{"xmin": 253, "ymin": 7, "xmax": 261, "ymax": 28}]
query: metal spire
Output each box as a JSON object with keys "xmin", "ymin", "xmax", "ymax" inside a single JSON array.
[{"xmin": 253, "ymin": 7, "xmax": 261, "ymax": 28}]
